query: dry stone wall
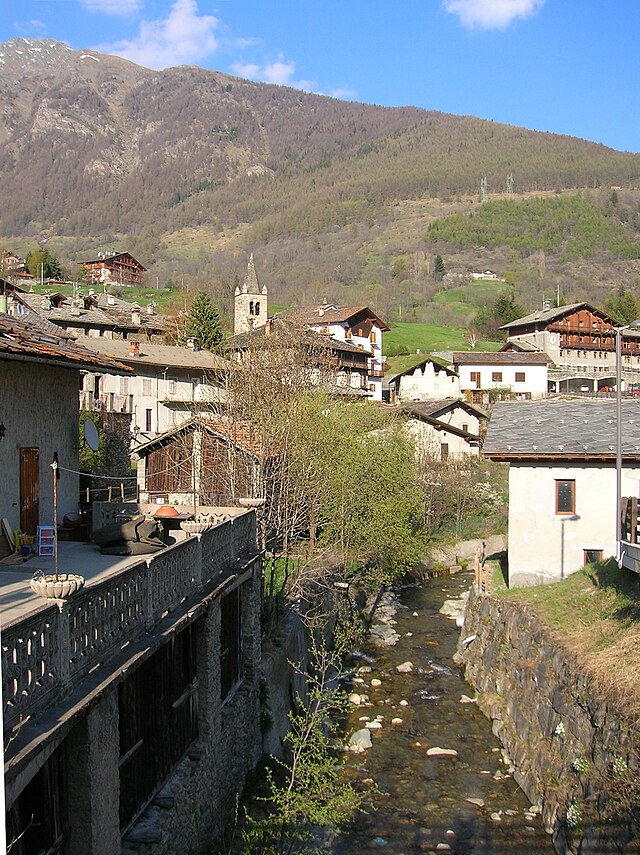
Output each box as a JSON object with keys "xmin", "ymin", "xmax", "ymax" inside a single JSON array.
[{"xmin": 458, "ymin": 588, "xmax": 640, "ymax": 855}]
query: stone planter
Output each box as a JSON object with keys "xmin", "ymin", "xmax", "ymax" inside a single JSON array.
[
  {"xmin": 238, "ymin": 497, "xmax": 265, "ymax": 508},
  {"xmin": 30, "ymin": 573, "xmax": 85, "ymax": 610},
  {"xmin": 180, "ymin": 520, "xmax": 213, "ymax": 536}
]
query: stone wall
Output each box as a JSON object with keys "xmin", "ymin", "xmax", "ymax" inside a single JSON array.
[{"xmin": 457, "ymin": 588, "xmax": 640, "ymax": 854}]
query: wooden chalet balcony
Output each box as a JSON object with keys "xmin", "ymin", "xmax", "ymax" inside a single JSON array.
[
  {"xmin": 368, "ymin": 367, "xmax": 384, "ymax": 378},
  {"xmin": 80, "ymin": 391, "xmax": 133, "ymax": 413},
  {"xmin": 2, "ymin": 511, "xmax": 257, "ymax": 741},
  {"xmin": 620, "ymin": 496, "xmax": 640, "ymax": 576}
]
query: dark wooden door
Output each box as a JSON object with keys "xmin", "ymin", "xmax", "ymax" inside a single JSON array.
[{"xmin": 20, "ymin": 447, "xmax": 39, "ymax": 535}]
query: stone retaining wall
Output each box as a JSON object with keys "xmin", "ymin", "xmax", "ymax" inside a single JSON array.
[{"xmin": 458, "ymin": 588, "xmax": 640, "ymax": 854}]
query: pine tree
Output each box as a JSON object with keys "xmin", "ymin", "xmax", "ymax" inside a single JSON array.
[
  {"xmin": 433, "ymin": 254, "xmax": 445, "ymax": 282},
  {"xmin": 186, "ymin": 292, "xmax": 223, "ymax": 352}
]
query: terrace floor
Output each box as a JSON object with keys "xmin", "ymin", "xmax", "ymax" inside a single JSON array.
[{"xmin": 0, "ymin": 541, "xmax": 154, "ymax": 625}]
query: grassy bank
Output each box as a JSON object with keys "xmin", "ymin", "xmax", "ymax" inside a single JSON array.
[{"xmin": 492, "ymin": 559, "xmax": 640, "ymax": 715}]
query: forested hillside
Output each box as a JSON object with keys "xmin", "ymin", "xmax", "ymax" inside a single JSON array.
[{"xmin": 1, "ymin": 38, "xmax": 640, "ymax": 326}]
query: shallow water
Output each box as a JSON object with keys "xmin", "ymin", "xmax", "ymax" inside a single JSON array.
[{"xmin": 332, "ymin": 571, "xmax": 555, "ymax": 854}]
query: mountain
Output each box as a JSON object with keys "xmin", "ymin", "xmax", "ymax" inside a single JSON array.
[{"xmin": 1, "ymin": 37, "xmax": 639, "ymax": 319}]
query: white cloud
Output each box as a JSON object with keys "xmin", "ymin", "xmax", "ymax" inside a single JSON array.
[
  {"xmin": 443, "ymin": 0, "xmax": 545, "ymax": 29},
  {"xmin": 81, "ymin": 0, "xmax": 141, "ymax": 15},
  {"xmin": 230, "ymin": 56, "xmax": 354, "ymax": 100},
  {"xmin": 231, "ymin": 56, "xmax": 301, "ymax": 87},
  {"xmin": 94, "ymin": 0, "xmax": 219, "ymax": 69}
]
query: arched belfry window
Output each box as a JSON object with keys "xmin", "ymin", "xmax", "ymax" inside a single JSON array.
[
  {"xmin": 255, "ymin": 302, "xmax": 260, "ymax": 316},
  {"xmin": 249, "ymin": 301, "xmax": 254, "ymax": 315}
]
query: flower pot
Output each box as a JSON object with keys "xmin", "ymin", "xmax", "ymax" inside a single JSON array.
[
  {"xmin": 238, "ymin": 497, "xmax": 265, "ymax": 508},
  {"xmin": 180, "ymin": 520, "xmax": 213, "ymax": 535},
  {"xmin": 30, "ymin": 573, "xmax": 85, "ymax": 610}
]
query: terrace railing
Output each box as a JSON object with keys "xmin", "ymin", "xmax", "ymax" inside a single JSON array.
[{"xmin": 2, "ymin": 512, "xmax": 257, "ymax": 736}]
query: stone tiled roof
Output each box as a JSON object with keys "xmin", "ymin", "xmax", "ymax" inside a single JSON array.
[
  {"xmin": 276, "ymin": 304, "xmax": 390, "ymax": 331},
  {"xmin": 75, "ymin": 336, "xmax": 230, "ymax": 372},
  {"xmin": 404, "ymin": 399, "xmax": 487, "ymax": 421},
  {"xmin": 483, "ymin": 399, "xmax": 640, "ymax": 460},
  {"xmin": 453, "ymin": 351, "xmax": 550, "ymax": 366},
  {"xmin": 0, "ymin": 313, "xmax": 132, "ymax": 373},
  {"xmin": 499, "ymin": 302, "xmax": 606, "ymax": 330}
]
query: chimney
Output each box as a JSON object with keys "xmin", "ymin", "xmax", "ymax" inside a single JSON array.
[
  {"xmin": 107, "ymin": 294, "xmax": 116, "ymax": 306},
  {"xmin": 186, "ymin": 337, "xmax": 200, "ymax": 351},
  {"xmin": 146, "ymin": 302, "xmax": 155, "ymax": 315},
  {"xmin": 69, "ymin": 299, "xmax": 81, "ymax": 317},
  {"xmin": 131, "ymin": 303, "xmax": 141, "ymax": 326},
  {"xmin": 0, "ymin": 295, "xmax": 6, "ymax": 314},
  {"xmin": 129, "ymin": 341, "xmax": 140, "ymax": 357},
  {"xmin": 318, "ymin": 306, "xmax": 324, "ymax": 317},
  {"xmin": 265, "ymin": 319, "xmax": 271, "ymax": 336}
]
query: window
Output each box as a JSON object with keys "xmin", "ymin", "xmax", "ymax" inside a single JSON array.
[
  {"xmin": 470, "ymin": 371, "xmax": 480, "ymax": 387},
  {"xmin": 142, "ymin": 378, "xmax": 153, "ymax": 396},
  {"xmin": 462, "ymin": 423, "xmax": 468, "ymax": 433},
  {"xmin": 118, "ymin": 376, "xmax": 129, "ymax": 396},
  {"xmin": 255, "ymin": 301, "xmax": 260, "ymax": 316},
  {"xmin": 555, "ymin": 479, "xmax": 575, "ymax": 514},
  {"xmin": 145, "ymin": 408, "xmax": 152, "ymax": 432},
  {"xmin": 515, "ymin": 372, "xmax": 526, "ymax": 383},
  {"xmin": 584, "ymin": 549, "xmax": 603, "ymax": 565},
  {"xmin": 345, "ymin": 328, "xmax": 352, "ymax": 339},
  {"xmin": 440, "ymin": 443, "xmax": 449, "ymax": 461},
  {"xmin": 220, "ymin": 587, "xmax": 242, "ymax": 702},
  {"xmin": 492, "ymin": 372, "xmax": 503, "ymax": 382},
  {"xmin": 369, "ymin": 331, "xmax": 377, "ymax": 344},
  {"xmin": 167, "ymin": 377, "xmax": 177, "ymax": 394}
]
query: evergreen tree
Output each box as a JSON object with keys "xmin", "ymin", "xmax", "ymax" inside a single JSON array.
[
  {"xmin": 603, "ymin": 286, "xmax": 640, "ymax": 325},
  {"xmin": 433, "ymin": 254, "xmax": 445, "ymax": 282},
  {"xmin": 26, "ymin": 247, "xmax": 63, "ymax": 280},
  {"xmin": 186, "ymin": 291, "xmax": 223, "ymax": 352}
]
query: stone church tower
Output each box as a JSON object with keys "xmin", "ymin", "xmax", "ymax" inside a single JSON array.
[{"xmin": 234, "ymin": 252, "xmax": 268, "ymax": 335}]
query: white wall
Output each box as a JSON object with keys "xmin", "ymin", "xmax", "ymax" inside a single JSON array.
[
  {"xmin": 89, "ymin": 369, "xmax": 223, "ymax": 436},
  {"xmin": 405, "ymin": 419, "xmax": 479, "ymax": 460},
  {"xmin": 0, "ymin": 362, "xmax": 80, "ymax": 532},
  {"xmin": 396, "ymin": 362, "xmax": 460, "ymax": 402},
  {"xmin": 508, "ymin": 461, "xmax": 640, "ymax": 586},
  {"xmin": 309, "ymin": 319, "xmax": 385, "ymax": 401},
  {"xmin": 458, "ymin": 363, "xmax": 548, "ymax": 397}
]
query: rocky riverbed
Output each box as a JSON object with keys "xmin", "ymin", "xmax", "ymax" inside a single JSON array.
[{"xmin": 330, "ymin": 571, "xmax": 554, "ymax": 854}]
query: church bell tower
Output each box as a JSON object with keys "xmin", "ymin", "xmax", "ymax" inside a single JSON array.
[{"xmin": 234, "ymin": 252, "xmax": 268, "ymax": 335}]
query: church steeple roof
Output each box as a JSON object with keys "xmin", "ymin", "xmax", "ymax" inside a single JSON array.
[{"xmin": 243, "ymin": 251, "xmax": 263, "ymax": 295}]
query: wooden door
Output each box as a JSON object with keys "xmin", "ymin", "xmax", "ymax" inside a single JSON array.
[{"xmin": 20, "ymin": 447, "xmax": 39, "ymax": 535}]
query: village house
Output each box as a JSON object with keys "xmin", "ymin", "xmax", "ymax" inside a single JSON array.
[
  {"xmin": 135, "ymin": 418, "xmax": 271, "ymax": 506},
  {"xmin": 231, "ymin": 254, "xmax": 386, "ymax": 398},
  {"xmin": 403, "ymin": 399, "xmax": 485, "ymax": 460},
  {"xmin": 0, "ymin": 311, "xmax": 131, "ymax": 536},
  {"xmin": 500, "ymin": 302, "xmax": 640, "ymax": 394},
  {"xmin": 75, "ymin": 336, "xmax": 230, "ymax": 439},
  {"xmin": 483, "ymin": 399, "xmax": 640, "ymax": 586},
  {"xmin": 80, "ymin": 250, "xmax": 147, "ymax": 287},
  {"xmin": 453, "ymin": 350, "xmax": 550, "ymax": 402},
  {"xmin": 16, "ymin": 288, "xmax": 166, "ymax": 341},
  {"xmin": 386, "ymin": 355, "xmax": 461, "ymax": 403}
]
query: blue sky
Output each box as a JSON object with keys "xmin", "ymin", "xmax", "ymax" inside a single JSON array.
[{"xmin": 2, "ymin": 0, "xmax": 639, "ymax": 153}]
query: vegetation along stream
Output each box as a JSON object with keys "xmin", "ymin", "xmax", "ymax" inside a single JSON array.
[{"xmin": 332, "ymin": 570, "xmax": 554, "ymax": 854}]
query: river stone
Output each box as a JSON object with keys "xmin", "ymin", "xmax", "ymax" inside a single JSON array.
[
  {"xmin": 459, "ymin": 694, "xmax": 477, "ymax": 704},
  {"xmin": 371, "ymin": 678, "xmax": 382, "ymax": 687},
  {"xmin": 465, "ymin": 797, "xmax": 485, "ymax": 808},
  {"xmin": 396, "ymin": 661, "xmax": 414, "ymax": 673},
  {"xmin": 399, "ymin": 699, "xmax": 409, "ymax": 706},
  {"xmin": 426, "ymin": 747, "xmax": 458, "ymax": 757},
  {"xmin": 392, "ymin": 717, "xmax": 403, "ymax": 725},
  {"xmin": 349, "ymin": 728, "xmax": 372, "ymax": 752},
  {"xmin": 367, "ymin": 720, "xmax": 382, "ymax": 729},
  {"xmin": 436, "ymin": 845, "xmax": 452, "ymax": 851},
  {"xmin": 490, "ymin": 812, "xmax": 502, "ymax": 822},
  {"xmin": 348, "ymin": 692, "xmax": 363, "ymax": 705}
]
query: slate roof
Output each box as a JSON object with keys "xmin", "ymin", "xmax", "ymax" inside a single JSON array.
[
  {"xmin": 75, "ymin": 336, "xmax": 230, "ymax": 372},
  {"xmin": 403, "ymin": 404, "xmax": 480, "ymax": 441},
  {"xmin": 453, "ymin": 351, "xmax": 550, "ymax": 366},
  {"xmin": 0, "ymin": 313, "xmax": 132, "ymax": 374},
  {"xmin": 226, "ymin": 323, "xmax": 368, "ymax": 357},
  {"xmin": 404, "ymin": 399, "xmax": 487, "ymax": 421},
  {"xmin": 19, "ymin": 292, "xmax": 166, "ymax": 334},
  {"xmin": 483, "ymin": 399, "xmax": 640, "ymax": 460},
  {"xmin": 499, "ymin": 302, "xmax": 608, "ymax": 331},
  {"xmin": 276, "ymin": 304, "xmax": 390, "ymax": 332}
]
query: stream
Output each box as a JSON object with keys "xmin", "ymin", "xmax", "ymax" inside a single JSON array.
[{"xmin": 331, "ymin": 570, "xmax": 555, "ymax": 854}]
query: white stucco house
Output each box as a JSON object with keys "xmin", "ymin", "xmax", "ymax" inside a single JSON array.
[
  {"xmin": 483, "ymin": 399, "xmax": 640, "ymax": 587},
  {"xmin": 275, "ymin": 304, "xmax": 389, "ymax": 401},
  {"xmin": 76, "ymin": 336, "xmax": 230, "ymax": 441},
  {"xmin": 387, "ymin": 356, "xmax": 460, "ymax": 403},
  {"xmin": 403, "ymin": 399, "xmax": 486, "ymax": 460},
  {"xmin": 0, "ymin": 312, "xmax": 130, "ymax": 536},
  {"xmin": 453, "ymin": 351, "xmax": 550, "ymax": 401}
]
